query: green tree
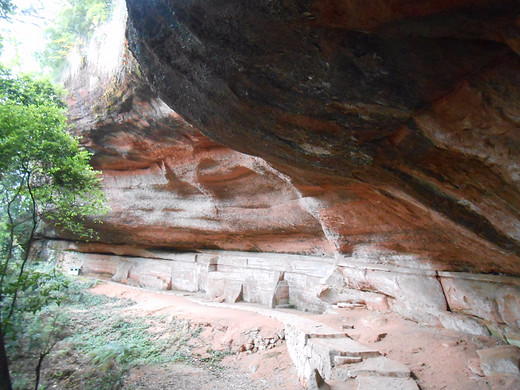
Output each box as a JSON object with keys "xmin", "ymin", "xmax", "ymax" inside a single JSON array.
[
  {"xmin": 0, "ymin": 66, "xmax": 106, "ymax": 389},
  {"xmin": 0, "ymin": 0, "xmax": 15, "ymax": 53},
  {"xmin": 0, "ymin": 0, "xmax": 14, "ymax": 21},
  {"xmin": 38, "ymin": 0, "xmax": 113, "ymax": 79}
]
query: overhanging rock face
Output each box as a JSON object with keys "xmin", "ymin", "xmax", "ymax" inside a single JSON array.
[
  {"xmin": 123, "ymin": 0, "xmax": 520, "ymax": 275},
  {"xmin": 47, "ymin": 0, "xmax": 520, "ymax": 343}
]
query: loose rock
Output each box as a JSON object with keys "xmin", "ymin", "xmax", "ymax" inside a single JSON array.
[{"xmin": 477, "ymin": 345, "xmax": 520, "ymax": 376}]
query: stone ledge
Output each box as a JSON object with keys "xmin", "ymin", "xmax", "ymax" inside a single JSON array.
[
  {"xmin": 439, "ymin": 271, "xmax": 520, "ymax": 286},
  {"xmin": 40, "ymin": 239, "xmax": 520, "ymax": 344},
  {"xmin": 308, "ymin": 338, "xmax": 380, "ymax": 359},
  {"xmin": 334, "ymin": 356, "xmax": 411, "ymax": 380},
  {"xmin": 355, "ymin": 376, "xmax": 419, "ymax": 390},
  {"xmin": 337, "ymin": 260, "xmax": 439, "ymax": 277}
]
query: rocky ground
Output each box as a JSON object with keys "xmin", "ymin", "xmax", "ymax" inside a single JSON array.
[
  {"xmin": 69, "ymin": 281, "xmax": 516, "ymax": 390},
  {"xmin": 17, "ymin": 281, "xmax": 520, "ymax": 390},
  {"xmin": 89, "ymin": 282, "xmax": 301, "ymax": 390},
  {"xmin": 34, "ymin": 280, "xmax": 299, "ymax": 390}
]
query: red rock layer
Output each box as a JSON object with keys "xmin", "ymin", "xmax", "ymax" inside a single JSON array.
[{"xmin": 54, "ymin": 1, "xmax": 520, "ymax": 277}]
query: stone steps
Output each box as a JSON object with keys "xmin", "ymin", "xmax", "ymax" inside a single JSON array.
[
  {"xmin": 139, "ymin": 284, "xmax": 419, "ymax": 390},
  {"xmin": 303, "ymin": 339, "xmax": 418, "ymax": 389},
  {"xmin": 354, "ymin": 376, "xmax": 419, "ymax": 390},
  {"xmin": 283, "ymin": 315, "xmax": 418, "ymax": 389},
  {"xmin": 309, "ymin": 338, "xmax": 381, "ymax": 360},
  {"xmin": 335, "ymin": 356, "xmax": 411, "ymax": 380}
]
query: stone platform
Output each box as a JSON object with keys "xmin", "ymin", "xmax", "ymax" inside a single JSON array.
[{"xmin": 38, "ymin": 239, "xmax": 520, "ymax": 348}]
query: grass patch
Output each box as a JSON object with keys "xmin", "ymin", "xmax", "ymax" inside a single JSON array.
[
  {"xmin": 8, "ymin": 276, "xmax": 235, "ymax": 390},
  {"xmin": 41, "ymin": 285, "xmax": 203, "ymax": 389},
  {"xmin": 198, "ymin": 348, "xmax": 234, "ymax": 370}
]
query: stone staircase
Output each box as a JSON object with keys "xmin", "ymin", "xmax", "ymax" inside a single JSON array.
[
  {"xmin": 178, "ymin": 289, "xmax": 419, "ymax": 389},
  {"xmin": 283, "ymin": 318, "xmax": 418, "ymax": 389},
  {"xmin": 332, "ymin": 356, "xmax": 417, "ymax": 389}
]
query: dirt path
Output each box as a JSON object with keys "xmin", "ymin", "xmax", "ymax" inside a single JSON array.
[
  {"xmin": 89, "ymin": 282, "xmax": 302, "ymax": 389},
  {"xmin": 89, "ymin": 281, "xmax": 509, "ymax": 390}
]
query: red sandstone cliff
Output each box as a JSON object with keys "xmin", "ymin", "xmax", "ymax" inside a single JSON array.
[{"xmin": 55, "ymin": 0, "xmax": 520, "ymax": 277}]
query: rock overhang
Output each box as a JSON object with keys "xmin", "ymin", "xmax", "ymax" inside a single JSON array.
[
  {"xmin": 120, "ymin": 0, "xmax": 520, "ymax": 275},
  {"xmin": 52, "ymin": 0, "xmax": 520, "ymax": 278}
]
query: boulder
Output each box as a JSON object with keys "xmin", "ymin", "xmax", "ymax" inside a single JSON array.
[{"xmin": 477, "ymin": 345, "xmax": 520, "ymax": 376}]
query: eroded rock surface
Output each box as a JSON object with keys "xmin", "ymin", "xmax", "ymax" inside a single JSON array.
[
  {"xmin": 117, "ymin": 0, "xmax": 520, "ymax": 275},
  {"xmin": 42, "ymin": 1, "xmax": 520, "ymax": 355},
  {"xmin": 63, "ymin": 6, "xmax": 333, "ymax": 254},
  {"xmin": 57, "ymin": 0, "xmax": 520, "ymax": 276},
  {"xmin": 39, "ymin": 240, "xmax": 520, "ymax": 346}
]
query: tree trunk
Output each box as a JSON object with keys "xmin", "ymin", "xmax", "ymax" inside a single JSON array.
[
  {"xmin": 34, "ymin": 352, "xmax": 46, "ymax": 390},
  {"xmin": 0, "ymin": 322, "xmax": 12, "ymax": 390}
]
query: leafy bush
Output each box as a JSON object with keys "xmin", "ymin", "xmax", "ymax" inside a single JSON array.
[{"xmin": 4, "ymin": 267, "xmax": 90, "ymax": 390}]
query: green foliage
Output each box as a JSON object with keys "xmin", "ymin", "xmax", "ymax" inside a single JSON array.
[
  {"xmin": 0, "ymin": 66, "xmax": 65, "ymax": 107},
  {"xmin": 38, "ymin": 0, "xmax": 114, "ymax": 79},
  {"xmin": 0, "ymin": 66, "xmax": 107, "ymax": 389},
  {"xmin": 0, "ymin": 0, "xmax": 13, "ymax": 16},
  {"xmin": 0, "ymin": 0, "xmax": 14, "ymax": 21},
  {"xmin": 199, "ymin": 348, "xmax": 233, "ymax": 370},
  {"xmin": 58, "ymin": 293, "xmax": 195, "ymax": 389},
  {"xmin": 0, "ymin": 65, "xmax": 106, "ymax": 239},
  {"xmin": 4, "ymin": 266, "xmax": 84, "ymax": 390},
  {"xmin": 3, "ymin": 263, "xmax": 71, "ymax": 330},
  {"xmin": 4, "ymin": 278, "xmax": 230, "ymax": 389}
]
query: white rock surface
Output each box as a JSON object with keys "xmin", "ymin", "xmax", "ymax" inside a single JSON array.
[
  {"xmin": 356, "ymin": 376, "xmax": 419, "ymax": 390},
  {"xmin": 439, "ymin": 312, "xmax": 491, "ymax": 336},
  {"xmin": 477, "ymin": 345, "xmax": 520, "ymax": 376}
]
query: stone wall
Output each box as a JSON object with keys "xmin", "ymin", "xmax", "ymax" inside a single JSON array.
[{"xmin": 38, "ymin": 239, "xmax": 520, "ymax": 345}]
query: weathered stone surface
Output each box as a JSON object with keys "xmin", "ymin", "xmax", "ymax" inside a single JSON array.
[
  {"xmin": 355, "ymin": 376, "xmax": 419, "ymax": 390},
  {"xmin": 272, "ymin": 279, "xmax": 290, "ymax": 308},
  {"xmin": 284, "ymin": 272, "xmax": 328, "ymax": 313},
  {"xmin": 438, "ymin": 312, "xmax": 490, "ymax": 337},
  {"xmin": 477, "ymin": 345, "xmax": 520, "ymax": 376},
  {"xmin": 337, "ymin": 356, "xmax": 411, "ymax": 379},
  {"xmin": 48, "ymin": 0, "xmax": 520, "ymax": 279},
  {"xmin": 81, "ymin": 255, "xmax": 119, "ymax": 278},
  {"xmin": 309, "ymin": 338, "xmax": 380, "ymax": 360},
  {"xmin": 40, "ymin": 238, "xmax": 520, "ymax": 341},
  {"xmin": 485, "ymin": 374, "xmax": 520, "ymax": 390},
  {"xmin": 122, "ymin": 0, "xmax": 520, "ymax": 276},
  {"xmin": 205, "ymin": 272, "xmax": 243, "ymax": 303},
  {"xmin": 504, "ymin": 326, "xmax": 520, "ymax": 348},
  {"xmin": 360, "ymin": 314, "xmax": 388, "ymax": 329},
  {"xmin": 365, "ymin": 296, "xmax": 390, "ymax": 312},
  {"xmin": 468, "ymin": 358, "xmax": 485, "ymax": 377},
  {"xmin": 334, "ymin": 356, "xmax": 362, "ymax": 366},
  {"xmin": 306, "ymin": 369, "xmax": 330, "ymax": 390},
  {"xmin": 440, "ymin": 273, "xmax": 520, "ymax": 329},
  {"xmin": 440, "ymin": 276, "xmax": 502, "ymax": 323},
  {"xmin": 318, "ymin": 267, "xmax": 391, "ymax": 311},
  {"xmin": 497, "ymin": 286, "xmax": 520, "ymax": 328},
  {"xmin": 337, "ymin": 264, "xmax": 446, "ymax": 325},
  {"xmin": 60, "ymin": 4, "xmax": 334, "ymax": 256},
  {"xmin": 90, "ymin": 153, "xmax": 333, "ymax": 254}
]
